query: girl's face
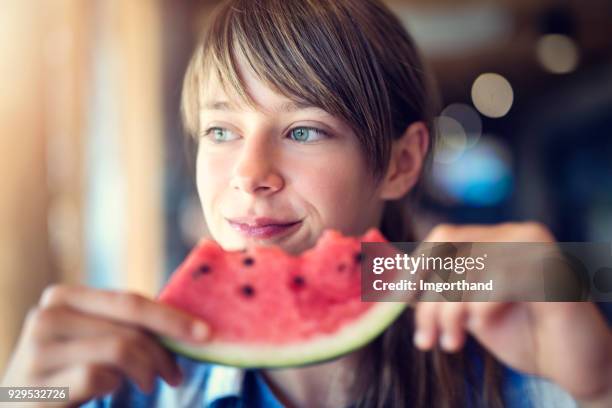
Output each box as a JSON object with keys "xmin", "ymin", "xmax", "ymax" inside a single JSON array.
[{"xmin": 195, "ymin": 57, "xmax": 385, "ymax": 254}]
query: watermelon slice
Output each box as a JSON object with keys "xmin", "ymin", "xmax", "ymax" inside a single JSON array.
[{"xmin": 157, "ymin": 228, "xmax": 406, "ymax": 368}]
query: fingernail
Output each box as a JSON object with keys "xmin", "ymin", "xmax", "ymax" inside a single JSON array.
[
  {"xmin": 441, "ymin": 333, "xmax": 455, "ymax": 351},
  {"xmin": 413, "ymin": 330, "xmax": 428, "ymax": 349},
  {"xmin": 191, "ymin": 321, "xmax": 209, "ymax": 340}
]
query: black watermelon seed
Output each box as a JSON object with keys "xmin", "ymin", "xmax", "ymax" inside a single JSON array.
[
  {"xmin": 354, "ymin": 253, "xmax": 363, "ymax": 263},
  {"xmin": 241, "ymin": 284, "xmax": 255, "ymax": 297},
  {"xmin": 293, "ymin": 276, "xmax": 305, "ymax": 287},
  {"xmin": 192, "ymin": 264, "xmax": 211, "ymax": 278},
  {"xmin": 242, "ymin": 257, "xmax": 255, "ymax": 266}
]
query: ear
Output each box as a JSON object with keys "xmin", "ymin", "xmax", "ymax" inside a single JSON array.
[{"xmin": 379, "ymin": 121, "xmax": 430, "ymax": 200}]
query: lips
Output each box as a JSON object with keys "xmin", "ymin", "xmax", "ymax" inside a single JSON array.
[{"xmin": 227, "ymin": 217, "xmax": 303, "ymax": 239}]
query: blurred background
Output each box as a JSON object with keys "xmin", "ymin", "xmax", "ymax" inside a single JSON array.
[{"xmin": 1, "ymin": 0, "xmax": 611, "ymax": 371}]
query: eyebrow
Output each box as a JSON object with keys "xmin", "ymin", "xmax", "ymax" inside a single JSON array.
[{"xmin": 202, "ymin": 100, "xmax": 319, "ymax": 113}]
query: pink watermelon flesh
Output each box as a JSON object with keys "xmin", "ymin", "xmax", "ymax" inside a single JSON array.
[{"xmin": 157, "ymin": 228, "xmax": 407, "ymax": 367}]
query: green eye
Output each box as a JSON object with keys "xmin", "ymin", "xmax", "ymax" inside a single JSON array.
[
  {"xmin": 289, "ymin": 127, "xmax": 327, "ymax": 143},
  {"xmin": 213, "ymin": 128, "xmax": 229, "ymax": 141},
  {"xmin": 213, "ymin": 128, "xmax": 225, "ymax": 140},
  {"xmin": 203, "ymin": 127, "xmax": 238, "ymax": 143}
]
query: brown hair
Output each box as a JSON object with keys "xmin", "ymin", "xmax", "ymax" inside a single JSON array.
[{"xmin": 181, "ymin": 0, "xmax": 504, "ymax": 406}]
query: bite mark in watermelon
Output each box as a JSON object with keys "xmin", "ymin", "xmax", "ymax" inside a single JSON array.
[{"xmin": 157, "ymin": 228, "xmax": 406, "ymax": 368}]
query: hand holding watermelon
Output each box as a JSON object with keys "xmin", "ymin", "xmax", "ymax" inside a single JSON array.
[
  {"xmin": 413, "ymin": 222, "xmax": 612, "ymax": 404},
  {"xmin": 0, "ymin": 285, "xmax": 210, "ymax": 405}
]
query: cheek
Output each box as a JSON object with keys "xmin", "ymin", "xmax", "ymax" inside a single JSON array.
[
  {"xmin": 196, "ymin": 150, "xmax": 231, "ymax": 216},
  {"xmin": 291, "ymin": 150, "xmax": 377, "ymax": 232}
]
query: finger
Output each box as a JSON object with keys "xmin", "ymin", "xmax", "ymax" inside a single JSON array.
[
  {"xmin": 37, "ymin": 334, "xmax": 172, "ymax": 393},
  {"xmin": 35, "ymin": 328, "xmax": 182, "ymax": 389},
  {"xmin": 24, "ymin": 305, "xmax": 142, "ymax": 343},
  {"xmin": 466, "ymin": 302, "xmax": 510, "ymax": 331},
  {"xmin": 438, "ymin": 302, "xmax": 467, "ymax": 352},
  {"xmin": 42, "ymin": 364, "xmax": 122, "ymax": 406},
  {"xmin": 413, "ymin": 302, "xmax": 441, "ymax": 350},
  {"xmin": 39, "ymin": 285, "xmax": 209, "ymax": 342}
]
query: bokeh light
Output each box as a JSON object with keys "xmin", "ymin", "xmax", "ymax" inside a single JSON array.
[
  {"xmin": 433, "ymin": 116, "xmax": 467, "ymax": 164},
  {"xmin": 440, "ymin": 103, "xmax": 482, "ymax": 148},
  {"xmin": 536, "ymin": 34, "xmax": 579, "ymax": 74},
  {"xmin": 432, "ymin": 136, "xmax": 513, "ymax": 206},
  {"xmin": 471, "ymin": 73, "xmax": 514, "ymax": 118}
]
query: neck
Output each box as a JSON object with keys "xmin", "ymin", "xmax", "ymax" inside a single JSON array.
[{"xmin": 262, "ymin": 351, "xmax": 361, "ymax": 408}]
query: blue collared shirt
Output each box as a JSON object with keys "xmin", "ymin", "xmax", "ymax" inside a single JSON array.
[{"xmin": 82, "ymin": 354, "xmax": 577, "ymax": 407}]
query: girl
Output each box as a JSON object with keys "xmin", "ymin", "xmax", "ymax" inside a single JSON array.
[{"xmin": 2, "ymin": 0, "xmax": 610, "ymax": 406}]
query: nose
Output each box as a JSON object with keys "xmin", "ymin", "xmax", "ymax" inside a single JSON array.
[{"xmin": 230, "ymin": 137, "xmax": 284, "ymax": 196}]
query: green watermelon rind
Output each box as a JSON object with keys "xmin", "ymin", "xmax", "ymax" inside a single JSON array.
[{"xmin": 158, "ymin": 301, "xmax": 407, "ymax": 368}]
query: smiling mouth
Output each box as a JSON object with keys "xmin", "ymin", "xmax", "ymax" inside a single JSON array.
[{"xmin": 227, "ymin": 219, "xmax": 303, "ymax": 239}]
